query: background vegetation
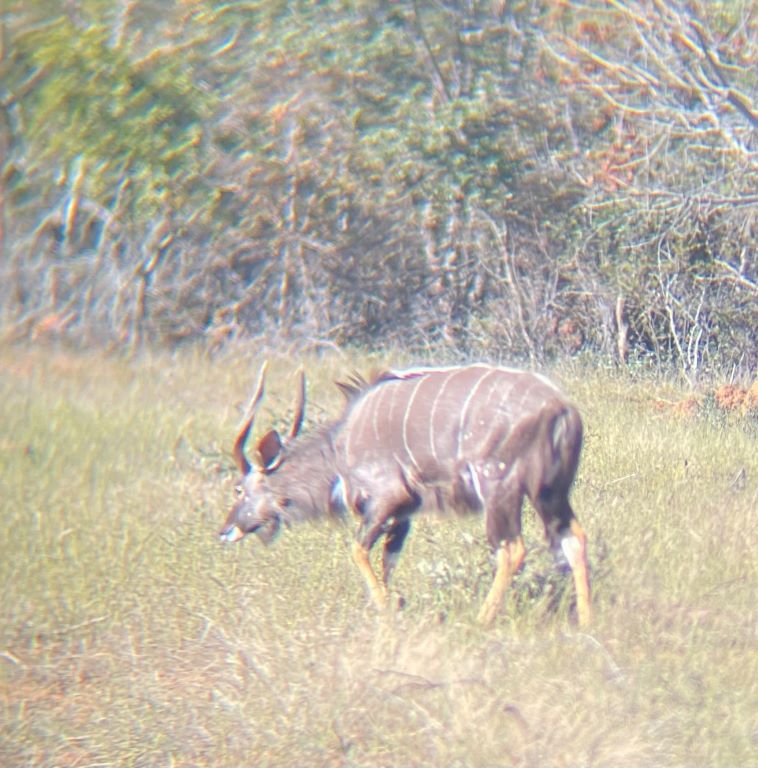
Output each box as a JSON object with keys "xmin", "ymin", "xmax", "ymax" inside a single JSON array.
[
  {"xmin": 1, "ymin": 1, "xmax": 756, "ymax": 377},
  {"xmin": 1, "ymin": 346, "xmax": 756, "ymax": 767}
]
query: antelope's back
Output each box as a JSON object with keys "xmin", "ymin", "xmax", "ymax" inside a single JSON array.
[{"xmin": 337, "ymin": 365, "xmax": 570, "ymax": 481}]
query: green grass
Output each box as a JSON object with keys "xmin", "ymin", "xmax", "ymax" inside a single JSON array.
[{"xmin": 1, "ymin": 345, "xmax": 756, "ymax": 767}]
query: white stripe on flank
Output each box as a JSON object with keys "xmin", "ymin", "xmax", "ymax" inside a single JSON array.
[
  {"xmin": 456, "ymin": 368, "xmax": 497, "ymax": 460},
  {"xmin": 476, "ymin": 372, "xmax": 522, "ymax": 456},
  {"xmin": 345, "ymin": 393, "xmax": 371, "ymax": 465},
  {"xmin": 428, "ymin": 367, "xmax": 466, "ymax": 462},
  {"xmin": 500, "ymin": 378, "xmax": 535, "ymax": 429},
  {"xmin": 493, "ymin": 375, "xmax": 518, "ymax": 420},
  {"xmin": 533, "ymin": 371, "xmax": 561, "ymax": 393},
  {"xmin": 402, "ymin": 375, "xmax": 426, "ymax": 473},
  {"xmin": 518, "ymin": 378, "xmax": 536, "ymax": 410},
  {"xmin": 371, "ymin": 383, "xmax": 389, "ymax": 443}
]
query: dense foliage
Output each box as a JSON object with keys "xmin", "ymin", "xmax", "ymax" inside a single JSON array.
[{"xmin": 1, "ymin": 0, "xmax": 755, "ymax": 376}]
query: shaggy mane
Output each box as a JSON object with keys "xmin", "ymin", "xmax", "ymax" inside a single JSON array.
[{"xmin": 334, "ymin": 369, "xmax": 400, "ymax": 402}]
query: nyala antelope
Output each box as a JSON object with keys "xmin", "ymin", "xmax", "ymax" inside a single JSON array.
[{"xmin": 218, "ymin": 363, "xmax": 591, "ymax": 626}]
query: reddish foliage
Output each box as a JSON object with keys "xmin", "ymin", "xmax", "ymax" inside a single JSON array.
[
  {"xmin": 558, "ymin": 318, "xmax": 584, "ymax": 353},
  {"xmin": 653, "ymin": 397, "xmax": 700, "ymax": 418},
  {"xmin": 714, "ymin": 384, "xmax": 746, "ymax": 412},
  {"xmin": 714, "ymin": 383, "xmax": 758, "ymax": 415},
  {"xmin": 746, "ymin": 381, "xmax": 758, "ymax": 412}
]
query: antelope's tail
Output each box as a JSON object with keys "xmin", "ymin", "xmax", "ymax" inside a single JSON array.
[{"xmin": 545, "ymin": 403, "xmax": 583, "ymax": 493}]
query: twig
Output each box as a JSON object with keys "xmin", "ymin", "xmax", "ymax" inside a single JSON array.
[
  {"xmin": 54, "ymin": 615, "xmax": 108, "ymax": 637},
  {"xmin": 606, "ymin": 473, "xmax": 637, "ymax": 486},
  {"xmin": 0, "ymin": 650, "xmax": 25, "ymax": 667},
  {"xmin": 714, "ymin": 259, "xmax": 758, "ymax": 295}
]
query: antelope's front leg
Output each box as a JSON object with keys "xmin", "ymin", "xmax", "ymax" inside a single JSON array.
[
  {"xmin": 477, "ymin": 536, "xmax": 526, "ymax": 625},
  {"xmin": 351, "ymin": 503, "xmax": 399, "ymax": 609},
  {"xmin": 381, "ymin": 518, "xmax": 411, "ymax": 588},
  {"xmin": 350, "ymin": 517, "xmax": 411, "ymax": 612},
  {"xmin": 351, "ymin": 539, "xmax": 389, "ymax": 609}
]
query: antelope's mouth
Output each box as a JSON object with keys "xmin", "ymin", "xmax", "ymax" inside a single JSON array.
[
  {"xmin": 219, "ymin": 524, "xmax": 248, "ymax": 543},
  {"xmin": 218, "ymin": 516, "xmax": 280, "ymax": 545}
]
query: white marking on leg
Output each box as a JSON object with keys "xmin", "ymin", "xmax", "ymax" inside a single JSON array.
[
  {"xmin": 466, "ymin": 461, "xmax": 484, "ymax": 506},
  {"xmin": 561, "ymin": 534, "xmax": 581, "ymax": 569}
]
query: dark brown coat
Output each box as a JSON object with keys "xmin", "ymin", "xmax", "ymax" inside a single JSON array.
[{"xmin": 219, "ymin": 364, "xmax": 591, "ymax": 626}]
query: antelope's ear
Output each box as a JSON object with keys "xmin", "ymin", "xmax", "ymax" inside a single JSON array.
[{"xmin": 256, "ymin": 429, "xmax": 283, "ymax": 469}]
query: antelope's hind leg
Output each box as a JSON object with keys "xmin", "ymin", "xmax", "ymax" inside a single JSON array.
[
  {"xmin": 537, "ymin": 492, "xmax": 592, "ymax": 627},
  {"xmin": 559, "ymin": 518, "xmax": 591, "ymax": 627}
]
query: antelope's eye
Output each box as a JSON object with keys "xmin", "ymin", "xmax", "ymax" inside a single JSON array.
[{"xmin": 234, "ymin": 484, "xmax": 244, "ymax": 498}]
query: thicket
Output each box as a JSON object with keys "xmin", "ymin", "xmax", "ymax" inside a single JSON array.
[{"xmin": 1, "ymin": 1, "xmax": 755, "ymax": 378}]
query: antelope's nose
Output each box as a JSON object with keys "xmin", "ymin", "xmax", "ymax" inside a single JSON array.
[{"xmin": 219, "ymin": 524, "xmax": 245, "ymax": 543}]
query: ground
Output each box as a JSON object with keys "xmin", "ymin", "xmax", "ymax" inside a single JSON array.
[{"xmin": 1, "ymin": 345, "xmax": 756, "ymax": 767}]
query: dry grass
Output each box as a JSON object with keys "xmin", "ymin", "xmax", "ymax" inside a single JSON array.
[{"xmin": 1, "ymin": 344, "xmax": 756, "ymax": 767}]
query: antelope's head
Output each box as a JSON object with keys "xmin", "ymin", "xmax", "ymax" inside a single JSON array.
[{"xmin": 219, "ymin": 363, "xmax": 305, "ymax": 545}]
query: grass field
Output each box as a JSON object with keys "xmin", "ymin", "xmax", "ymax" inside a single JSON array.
[{"xmin": 1, "ymin": 344, "xmax": 756, "ymax": 767}]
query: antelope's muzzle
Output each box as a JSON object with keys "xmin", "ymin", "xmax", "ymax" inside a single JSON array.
[{"xmin": 218, "ymin": 524, "xmax": 246, "ymax": 543}]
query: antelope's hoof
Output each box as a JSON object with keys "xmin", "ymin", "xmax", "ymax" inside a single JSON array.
[{"xmin": 576, "ymin": 606, "xmax": 592, "ymax": 628}]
